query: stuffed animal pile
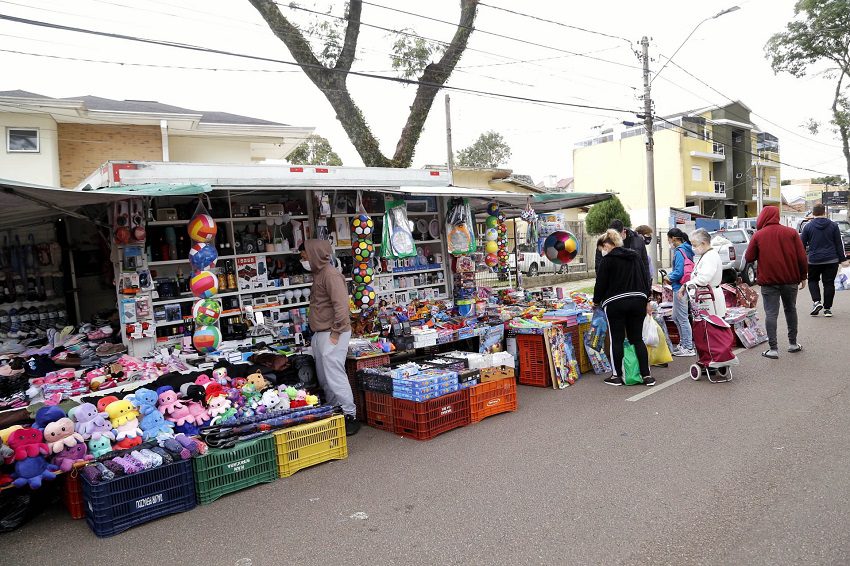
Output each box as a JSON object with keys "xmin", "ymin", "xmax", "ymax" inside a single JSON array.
[{"xmin": 80, "ymin": 433, "xmax": 206, "ymax": 485}]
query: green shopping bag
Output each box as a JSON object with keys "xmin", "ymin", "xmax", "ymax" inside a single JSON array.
[{"xmin": 622, "ymin": 341, "xmax": 644, "ymax": 385}]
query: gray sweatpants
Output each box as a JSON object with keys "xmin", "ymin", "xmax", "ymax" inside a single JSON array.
[
  {"xmin": 761, "ymin": 284, "xmax": 798, "ymax": 350},
  {"xmin": 311, "ymin": 331, "xmax": 355, "ymax": 416}
]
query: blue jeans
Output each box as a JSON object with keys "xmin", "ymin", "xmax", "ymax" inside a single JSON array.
[{"xmin": 672, "ymin": 290, "xmax": 693, "ymax": 349}]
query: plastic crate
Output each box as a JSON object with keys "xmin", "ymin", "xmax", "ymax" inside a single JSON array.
[
  {"xmin": 61, "ymin": 471, "xmax": 84, "ymax": 520},
  {"xmin": 82, "ymin": 459, "xmax": 196, "ymax": 537},
  {"xmin": 392, "ymin": 389, "xmax": 470, "ymax": 441},
  {"xmin": 469, "ymin": 377, "xmax": 518, "ymax": 423},
  {"xmin": 365, "ymin": 391, "xmax": 394, "ymax": 432},
  {"xmin": 346, "ymin": 355, "xmax": 389, "ymax": 422},
  {"xmin": 273, "ymin": 415, "xmax": 348, "ymax": 478},
  {"xmin": 516, "ymin": 334, "xmax": 551, "ymax": 387},
  {"xmin": 192, "ymin": 435, "xmax": 278, "ymax": 505},
  {"xmin": 359, "ymin": 371, "xmax": 393, "ymax": 394}
]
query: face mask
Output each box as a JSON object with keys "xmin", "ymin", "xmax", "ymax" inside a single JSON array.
[
  {"xmin": 300, "ymin": 260, "xmax": 311, "ymax": 271},
  {"xmin": 600, "ymin": 249, "xmax": 609, "ymax": 257},
  {"xmin": 643, "ymin": 236, "xmax": 652, "ymax": 245}
]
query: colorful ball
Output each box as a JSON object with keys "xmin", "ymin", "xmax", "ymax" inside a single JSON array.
[
  {"xmin": 352, "ymin": 285, "xmax": 376, "ymax": 309},
  {"xmin": 484, "ymin": 240, "xmax": 498, "ymax": 254},
  {"xmin": 485, "ymin": 216, "xmax": 498, "ymax": 230},
  {"xmin": 484, "ymin": 253, "xmax": 498, "ymax": 267},
  {"xmin": 190, "ymin": 270, "xmax": 219, "ymax": 298},
  {"xmin": 189, "ymin": 242, "xmax": 218, "ymax": 271},
  {"xmin": 486, "ymin": 202, "xmax": 500, "ymax": 216},
  {"xmin": 542, "ymin": 231, "xmax": 580, "ymax": 265},
  {"xmin": 192, "ymin": 299, "xmax": 222, "ymax": 326},
  {"xmin": 353, "ymin": 240, "xmax": 374, "ymax": 262},
  {"xmin": 187, "ymin": 214, "xmax": 217, "ymax": 243},
  {"xmin": 351, "ymin": 214, "xmax": 374, "ymax": 239},
  {"xmin": 498, "ymin": 249, "xmax": 508, "ymax": 259},
  {"xmin": 352, "ymin": 262, "xmax": 374, "ymax": 285},
  {"xmin": 485, "ymin": 228, "xmax": 498, "ymax": 242},
  {"xmin": 192, "ymin": 325, "xmax": 221, "ymax": 354},
  {"xmin": 498, "ymin": 223, "xmax": 507, "ymax": 234}
]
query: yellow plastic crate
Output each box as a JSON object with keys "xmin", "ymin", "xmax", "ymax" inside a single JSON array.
[{"xmin": 273, "ymin": 415, "xmax": 348, "ymax": 478}]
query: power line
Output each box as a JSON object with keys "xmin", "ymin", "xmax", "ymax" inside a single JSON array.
[{"xmin": 0, "ymin": 13, "xmax": 639, "ymax": 116}]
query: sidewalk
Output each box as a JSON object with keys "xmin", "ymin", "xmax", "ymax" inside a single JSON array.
[{"xmin": 526, "ymin": 275, "xmax": 596, "ymax": 295}]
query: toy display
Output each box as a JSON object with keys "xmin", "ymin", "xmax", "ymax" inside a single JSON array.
[
  {"xmin": 381, "ymin": 200, "xmax": 416, "ymax": 259},
  {"xmin": 193, "ymin": 325, "xmax": 222, "ymax": 353},
  {"xmin": 543, "ymin": 231, "xmax": 580, "ymax": 265},
  {"xmin": 192, "ymin": 299, "xmax": 222, "ymax": 326},
  {"xmin": 189, "ymin": 242, "xmax": 218, "ymax": 271},
  {"xmin": 189, "ymin": 271, "xmax": 219, "ymax": 299},
  {"xmin": 187, "ymin": 213, "xmax": 217, "ymax": 243}
]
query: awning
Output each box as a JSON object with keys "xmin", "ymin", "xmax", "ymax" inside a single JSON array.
[{"xmin": 469, "ymin": 191, "xmax": 613, "ymax": 215}]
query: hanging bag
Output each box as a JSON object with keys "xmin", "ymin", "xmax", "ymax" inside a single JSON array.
[
  {"xmin": 381, "ymin": 200, "xmax": 416, "ymax": 259},
  {"xmin": 622, "ymin": 341, "xmax": 644, "ymax": 385},
  {"xmin": 735, "ymin": 278, "xmax": 759, "ymax": 308},
  {"xmin": 642, "ymin": 315, "xmax": 659, "ymax": 347}
]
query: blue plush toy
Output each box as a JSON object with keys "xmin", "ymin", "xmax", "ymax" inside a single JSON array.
[
  {"xmin": 129, "ymin": 388, "xmax": 159, "ymax": 416},
  {"xmin": 88, "ymin": 436, "xmax": 113, "ymax": 458},
  {"xmin": 33, "ymin": 405, "xmax": 66, "ymax": 429},
  {"xmin": 139, "ymin": 411, "xmax": 175, "ymax": 441},
  {"xmin": 12, "ymin": 456, "xmax": 58, "ymax": 489},
  {"xmin": 174, "ymin": 422, "xmax": 201, "ymax": 437}
]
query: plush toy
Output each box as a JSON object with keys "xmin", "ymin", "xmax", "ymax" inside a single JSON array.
[
  {"xmin": 12, "ymin": 456, "xmax": 58, "ymax": 489},
  {"xmin": 231, "ymin": 377, "xmax": 247, "ymax": 389},
  {"xmin": 211, "ymin": 366, "xmax": 229, "ymax": 385},
  {"xmin": 194, "ymin": 374, "xmax": 213, "ymax": 388},
  {"xmin": 34, "ymin": 405, "xmax": 66, "ymax": 429},
  {"xmin": 212, "ymin": 406, "xmax": 237, "ymax": 425},
  {"xmin": 284, "ymin": 386, "xmax": 298, "ymax": 400},
  {"xmin": 96, "ymin": 395, "xmax": 119, "ymax": 413},
  {"xmin": 69, "ymin": 403, "xmax": 116, "ymax": 441},
  {"xmin": 185, "ymin": 400, "xmax": 210, "ymax": 425},
  {"xmin": 259, "ymin": 389, "xmax": 284, "ymax": 412},
  {"xmin": 305, "ymin": 394, "xmax": 319, "ymax": 406},
  {"xmin": 203, "ymin": 383, "xmax": 225, "ymax": 406},
  {"xmin": 7, "ymin": 427, "xmax": 49, "ymax": 461},
  {"xmin": 129, "ymin": 388, "xmax": 159, "ymax": 416},
  {"xmin": 245, "ymin": 371, "xmax": 269, "ymax": 392},
  {"xmin": 113, "ymin": 436, "xmax": 143, "ymax": 450},
  {"xmin": 43, "ymin": 417, "xmax": 84, "ymax": 454},
  {"xmin": 225, "ymin": 388, "xmax": 245, "ymax": 410},
  {"xmin": 174, "ymin": 422, "xmax": 201, "ymax": 436},
  {"xmin": 104, "ymin": 399, "xmax": 142, "ymax": 442},
  {"xmin": 0, "ymin": 426, "xmax": 23, "ymax": 463},
  {"xmin": 139, "ymin": 410, "xmax": 175, "ymax": 441},
  {"xmin": 241, "ymin": 383, "xmax": 262, "ymax": 409},
  {"xmin": 88, "ymin": 436, "xmax": 113, "ymax": 458},
  {"xmin": 179, "ymin": 383, "xmax": 206, "ymax": 404},
  {"xmin": 206, "ymin": 395, "xmax": 232, "ymax": 419},
  {"xmin": 156, "ymin": 387, "xmax": 185, "ymax": 416},
  {"xmin": 51, "ymin": 442, "xmax": 92, "ymax": 473},
  {"xmin": 0, "ymin": 441, "xmax": 13, "ymax": 465}
]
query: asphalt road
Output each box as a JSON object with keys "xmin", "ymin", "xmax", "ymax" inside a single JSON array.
[{"xmin": 5, "ymin": 290, "xmax": 850, "ymax": 565}]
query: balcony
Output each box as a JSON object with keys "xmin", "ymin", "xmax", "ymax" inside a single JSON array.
[
  {"xmin": 751, "ymin": 187, "xmax": 780, "ymax": 203},
  {"xmin": 689, "ymin": 141, "xmax": 726, "ymax": 162},
  {"xmin": 689, "ymin": 181, "xmax": 727, "ymax": 200}
]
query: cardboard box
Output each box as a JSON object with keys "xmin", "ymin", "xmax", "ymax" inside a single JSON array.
[{"xmin": 480, "ymin": 366, "xmax": 515, "ymax": 383}]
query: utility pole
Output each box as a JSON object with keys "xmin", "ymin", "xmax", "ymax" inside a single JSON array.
[
  {"xmin": 445, "ymin": 94, "xmax": 454, "ymax": 171},
  {"xmin": 641, "ymin": 36, "xmax": 658, "ymax": 265},
  {"xmin": 755, "ymin": 153, "xmax": 763, "ymax": 215}
]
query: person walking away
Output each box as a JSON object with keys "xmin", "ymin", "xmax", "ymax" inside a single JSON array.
[
  {"xmin": 744, "ymin": 206, "xmax": 808, "ymax": 360},
  {"xmin": 801, "ymin": 204, "xmax": 848, "ymax": 317},
  {"xmin": 635, "ymin": 225, "xmax": 657, "ymax": 282},
  {"xmin": 681, "ymin": 229, "xmax": 726, "ymax": 318},
  {"xmin": 595, "ymin": 219, "xmax": 650, "ymax": 285},
  {"xmin": 665, "ymin": 228, "xmax": 695, "ymax": 357},
  {"xmin": 592, "ymin": 229, "xmax": 655, "ymax": 386},
  {"xmin": 302, "ymin": 240, "xmax": 359, "ymax": 435}
]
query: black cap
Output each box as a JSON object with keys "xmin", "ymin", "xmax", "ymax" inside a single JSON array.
[{"xmin": 609, "ymin": 219, "xmax": 625, "ymax": 232}]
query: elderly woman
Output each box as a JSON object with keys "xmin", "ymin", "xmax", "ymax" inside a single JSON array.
[{"xmin": 679, "ymin": 228, "xmax": 727, "ymax": 318}]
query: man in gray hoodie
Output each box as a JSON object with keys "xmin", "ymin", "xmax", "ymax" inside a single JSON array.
[
  {"xmin": 302, "ymin": 239, "xmax": 359, "ymax": 435},
  {"xmin": 801, "ymin": 204, "xmax": 848, "ymax": 317}
]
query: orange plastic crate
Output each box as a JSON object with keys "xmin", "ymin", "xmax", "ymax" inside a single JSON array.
[
  {"xmin": 365, "ymin": 391, "xmax": 394, "ymax": 432},
  {"xmin": 61, "ymin": 470, "xmax": 85, "ymax": 520},
  {"xmin": 516, "ymin": 334, "xmax": 551, "ymax": 387},
  {"xmin": 469, "ymin": 378, "xmax": 518, "ymax": 423},
  {"xmin": 392, "ymin": 389, "xmax": 470, "ymax": 441},
  {"xmin": 346, "ymin": 355, "xmax": 389, "ymax": 422}
]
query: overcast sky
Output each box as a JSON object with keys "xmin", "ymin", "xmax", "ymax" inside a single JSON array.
[{"xmin": 0, "ymin": 0, "xmax": 845, "ymax": 185}]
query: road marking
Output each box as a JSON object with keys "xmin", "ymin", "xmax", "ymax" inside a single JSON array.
[{"xmin": 626, "ymin": 348, "xmax": 746, "ymax": 402}]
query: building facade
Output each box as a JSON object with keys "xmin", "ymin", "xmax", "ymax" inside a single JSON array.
[{"xmin": 573, "ymin": 101, "xmax": 780, "ymax": 227}]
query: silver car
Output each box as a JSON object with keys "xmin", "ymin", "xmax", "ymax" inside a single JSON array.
[{"xmin": 710, "ymin": 229, "xmax": 758, "ymax": 284}]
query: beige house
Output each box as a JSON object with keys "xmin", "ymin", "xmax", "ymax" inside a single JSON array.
[{"xmin": 0, "ymin": 90, "xmax": 313, "ymax": 188}]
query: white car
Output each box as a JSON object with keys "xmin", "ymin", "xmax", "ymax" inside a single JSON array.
[{"xmin": 515, "ymin": 243, "xmax": 566, "ymax": 277}]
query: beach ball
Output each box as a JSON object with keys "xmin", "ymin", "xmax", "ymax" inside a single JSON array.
[
  {"xmin": 485, "ymin": 253, "xmax": 498, "ymax": 267},
  {"xmin": 485, "ymin": 216, "xmax": 498, "ymax": 230},
  {"xmin": 543, "ymin": 231, "xmax": 580, "ymax": 265},
  {"xmin": 352, "ymin": 263, "xmax": 374, "ymax": 285},
  {"xmin": 189, "ymin": 242, "xmax": 218, "ymax": 271},
  {"xmin": 351, "ymin": 214, "xmax": 374, "ymax": 238},
  {"xmin": 485, "ymin": 240, "xmax": 498, "ymax": 254},
  {"xmin": 487, "ymin": 202, "xmax": 500, "ymax": 216},
  {"xmin": 192, "ymin": 298, "xmax": 222, "ymax": 326},
  {"xmin": 485, "ymin": 228, "xmax": 498, "ymax": 242},
  {"xmin": 190, "ymin": 270, "xmax": 219, "ymax": 298},
  {"xmin": 187, "ymin": 214, "xmax": 217, "ymax": 243},
  {"xmin": 192, "ymin": 326, "xmax": 221, "ymax": 354},
  {"xmin": 353, "ymin": 240, "xmax": 374, "ymax": 262},
  {"xmin": 352, "ymin": 285, "xmax": 376, "ymax": 309}
]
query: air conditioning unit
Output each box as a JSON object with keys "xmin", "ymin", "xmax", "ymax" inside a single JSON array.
[{"xmin": 733, "ymin": 135, "xmax": 743, "ymax": 143}]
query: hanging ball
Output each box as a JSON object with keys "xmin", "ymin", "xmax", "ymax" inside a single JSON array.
[
  {"xmin": 351, "ymin": 214, "xmax": 374, "ymax": 238},
  {"xmin": 352, "ymin": 240, "xmax": 374, "ymax": 263},
  {"xmin": 187, "ymin": 214, "xmax": 217, "ymax": 243},
  {"xmin": 192, "ymin": 298, "xmax": 222, "ymax": 326},
  {"xmin": 498, "ymin": 249, "xmax": 508, "ymax": 259},
  {"xmin": 189, "ymin": 242, "xmax": 218, "ymax": 271},
  {"xmin": 484, "ymin": 240, "xmax": 498, "ymax": 254},
  {"xmin": 498, "ymin": 223, "xmax": 508, "ymax": 234},
  {"xmin": 484, "ymin": 228, "xmax": 498, "ymax": 242},
  {"xmin": 542, "ymin": 231, "xmax": 580, "ymax": 265},
  {"xmin": 486, "ymin": 202, "xmax": 500, "ymax": 216},
  {"xmin": 190, "ymin": 270, "xmax": 219, "ymax": 298},
  {"xmin": 192, "ymin": 326, "xmax": 221, "ymax": 354},
  {"xmin": 352, "ymin": 285, "xmax": 376, "ymax": 309},
  {"xmin": 352, "ymin": 262, "xmax": 374, "ymax": 285},
  {"xmin": 485, "ymin": 216, "xmax": 498, "ymax": 230},
  {"xmin": 484, "ymin": 253, "xmax": 499, "ymax": 267}
]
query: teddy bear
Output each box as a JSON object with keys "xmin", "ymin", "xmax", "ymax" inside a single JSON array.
[
  {"xmin": 6, "ymin": 427, "xmax": 47, "ymax": 461},
  {"xmin": 104, "ymin": 399, "xmax": 142, "ymax": 443},
  {"xmin": 260, "ymin": 388, "xmax": 285, "ymax": 412},
  {"xmin": 245, "ymin": 371, "xmax": 269, "ymax": 392},
  {"xmin": 129, "ymin": 387, "xmax": 159, "ymax": 416},
  {"xmin": 51, "ymin": 442, "xmax": 93, "ymax": 473},
  {"xmin": 12, "ymin": 456, "xmax": 58, "ymax": 489},
  {"xmin": 87, "ymin": 436, "xmax": 113, "ymax": 458},
  {"xmin": 69, "ymin": 403, "xmax": 116, "ymax": 442},
  {"xmin": 139, "ymin": 410, "xmax": 174, "ymax": 441}
]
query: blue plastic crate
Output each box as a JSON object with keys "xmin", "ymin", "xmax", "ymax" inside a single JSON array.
[{"xmin": 82, "ymin": 459, "xmax": 196, "ymax": 537}]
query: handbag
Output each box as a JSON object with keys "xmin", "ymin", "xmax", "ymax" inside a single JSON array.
[
  {"xmin": 735, "ymin": 279, "xmax": 759, "ymax": 308},
  {"xmin": 647, "ymin": 320, "xmax": 673, "ymax": 365},
  {"xmin": 622, "ymin": 341, "xmax": 643, "ymax": 385},
  {"xmin": 642, "ymin": 316, "xmax": 659, "ymax": 347}
]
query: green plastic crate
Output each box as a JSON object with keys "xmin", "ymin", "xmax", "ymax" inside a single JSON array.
[{"xmin": 192, "ymin": 435, "xmax": 277, "ymax": 505}]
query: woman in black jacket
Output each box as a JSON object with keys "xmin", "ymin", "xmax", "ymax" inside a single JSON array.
[{"xmin": 593, "ymin": 229, "xmax": 655, "ymax": 386}]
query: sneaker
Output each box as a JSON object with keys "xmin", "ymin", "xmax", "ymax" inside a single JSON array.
[
  {"xmin": 604, "ymin": 376, "xmax": 624, "ymax": 386},
  {"xmin": 344, "ymin": 414, "xmax": 360, "ymax": 436},
  {"xmin": 643, "ymin": 376, "xmax": 656, "ymax": 386},
  {"xmin": 810, "ymin": 301, "xmax": 823, "ymax": 316},
  {"xmin": 824, "ymin": 309, "xmax": 833, "ymax": 317},
  {"xmin": 672, "ymin": 347, "xmax": 696, "ymax": 357},
  {"xmin": 762, "ymin": 349, "xmax": 779, "ymax": 359},
  {"xmin": 788, "ymin": 344, "xmax": 803, "ymax": 353}
]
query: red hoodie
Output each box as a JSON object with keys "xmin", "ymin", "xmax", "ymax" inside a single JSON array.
[{"xmin": 744, "ymin": 206, "xmax": 808, "ymax": 285}]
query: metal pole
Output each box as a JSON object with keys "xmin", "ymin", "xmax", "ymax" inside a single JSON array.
[
  {"xmin": 755, "ymin": 153, "xmax": 763, "ymax": 215},
  {"xmin": 445, "ymin": 94, "xmax": 454, "ymax": 170},
  {"xmin": 641, "ymin": 36, "xmax": 658, "ymax": 265}
]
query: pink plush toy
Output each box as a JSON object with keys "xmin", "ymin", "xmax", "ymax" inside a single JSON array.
[
  {"xmin": 51, "ymin": 442, "xmax": 93, "ymax": 472},
  {"xmin": 43, "ymin": 417, "xmax": 85, "ymax": 454},
  {"xmin": 211, "ymin": 367, "xmax": 229, "ymax": 385},
  {"xmin": 157, "ymin": 387, "xmax": 185, "ymax": 416},
  {"xmin": 7, "ymin": 428, "xmax": 49, "ymax": 461},
  {"xmin": 194, "ymin": 374, "xmax": 213, "ymax": 388},
  {"xmin": 206, "ymin": 395, "xmax": 232, "ymax": 419},
  {"xmin": 185, "ymin": 401, "xmax": 210, "ymax": 425}
]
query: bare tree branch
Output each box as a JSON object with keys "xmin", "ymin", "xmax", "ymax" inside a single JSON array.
[{"xmin": 334, "ymin": 0, "xmax": 362, "ymax": 72}]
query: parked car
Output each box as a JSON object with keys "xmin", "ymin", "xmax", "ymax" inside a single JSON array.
[
  {"xmin": 515, "ymin": 243, "xmax": 566, "ymax": 277},
  {"xmin": 709, "ymin": 228, "xmax": 758, "ymax": 284}
]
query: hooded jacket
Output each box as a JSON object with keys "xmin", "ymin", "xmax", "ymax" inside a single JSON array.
[
  {"xmin": 667, "ymin": 242, "xmax": 694, "ymax": 291},
  {"xmin": 592, "ymin": 246, "xmax": 651, "ymax": 308},
  {"xmin": 305, "ymin": 240, "xmax": 351, "ymax": 339},
  {"xmin": 744, "ymin": 206, "xmax": 808, "ymax": 286},
  {"xmin": 801, "ymin": 217, "xmax": 845, "ymax": 264},
  {"xmin": 594, "ymin": 228, "xmax": 650, "ymax": 283}
]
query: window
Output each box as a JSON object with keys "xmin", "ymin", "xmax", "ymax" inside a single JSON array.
[
  {"xmin": 691, "ymin": 166, "xmax": 702, "ymax": 182},
  {"xmin": 725, "ymin": 230, "xmax": 747, "ymax": 244},
  {"xmin": 769, "ymin": 175, "xmax": 778, "ymax": 188},
  {"xmin": 7, "ymin": 128, "xmax": 39, "ymax": 153}
]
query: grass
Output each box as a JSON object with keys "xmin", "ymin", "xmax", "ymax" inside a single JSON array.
[{"xmin": 574, "ymin": 285, "xmax": 595, "ymax": 295}]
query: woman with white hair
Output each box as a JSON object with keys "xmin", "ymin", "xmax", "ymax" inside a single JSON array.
[{"xmin": 678, "ymin": 228, "xmax": 727, "ymax": 317}]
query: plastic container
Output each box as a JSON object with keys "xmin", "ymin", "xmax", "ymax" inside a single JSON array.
[
  {"xmin": 192, "ymin": 435, "xmax": 278, "ymax": 505},
  {"xmin": 82, "ymin": 459, "xmax": 196, "ymax": 537},
  {"xmin": 273, "ymin": 415, "xmax": 347, "ymax": 478},
  {"xmin": 61, "ymin": 471, "xmax": 85, "ymax": 520},
  {"xmin": 365, "ymin": 391, "xmax": 394, "ymax": 432},
  {"xmin": 392, "ymin": 389, "xmax": 470, "ymax": 441},
  {"xmin": 469, "ymin": 377, "xmax": 518, "ymax": 423},
  {"xmin": 346, "ymin": 355, "xmax": 390, "ymax": 422},
  {"xmin": 516, "ymin": 334, "xmax": 551, "ymax": 387}
]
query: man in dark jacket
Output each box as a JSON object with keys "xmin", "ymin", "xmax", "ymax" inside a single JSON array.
[
  {"xmin": 744, "ymin": 206, "xmax": 808, "ymax": 359},
  {"xmin": 595, "ymin": 219, "xmax": 651, "ymax": 284},
  {"xmin": 801, "ymin": 204, "xmax": 848, "ymax": 317}
]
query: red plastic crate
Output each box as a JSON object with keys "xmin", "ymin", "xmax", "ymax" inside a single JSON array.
[
  {"xmin": 61, "ymin": 470, "xmax": 85, "ymax": 520},
  {"xmin": 392, "ymin": 389, "xmax": 470, "ymax": 440},
  {"xmin": 365, "ymin": 391, "xmax": 394, "ymax": 432},
  {"xmin": 469, "ymin": 378, "xmax": 518, "ymax": 423},
  {"xmin": 346, "ymin": 355, "xmax": 389, "ymax": 422},
  {"xmin": 516, "ymin": 334, "xmax": 551, "ymax": 387}
]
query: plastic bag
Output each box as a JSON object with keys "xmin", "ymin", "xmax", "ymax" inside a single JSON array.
[
  {"xmin": 647, "ymin": 320, "xmax": 672, "ymax": 365},
  {"xmin": 622, "ymin": 341, "xmax": 643, "ymax": 385},
  {"xmin": 642, "ymin": 315, "xmax": 659, "ymax": 347},
  {"xmin": 584, "ymin": 308, "xmax": 611, "ymax": 374},
  {"xmin": 445, "ymin": 198, "xmax": 476, "ymax": 256},
  {"xmin": 381, "ymin": 200, "xmax": 416, "ymax": 259}
]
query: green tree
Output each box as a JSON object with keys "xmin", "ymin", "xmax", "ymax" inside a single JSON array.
[
  {"xmin": 765, "ymin": 0, "xmax": 850, "ymax": 182},
  {"xmin": 811, "ymin": 175, "xmax": 847, "ymax": 186},
  {"xmin": 455, "ymin": 131, "xmax": 512, "ymax": 168},
  {"xmin": 249, "ymin": 0, "xmax": 479, "ymax": 167},
  {"xmin": 584, "ymin": 196, "xmax": 631, "ymax": 235},
  {"xmin": 288, "ymin": 134, "xmax": 343, "ymax": 166}
]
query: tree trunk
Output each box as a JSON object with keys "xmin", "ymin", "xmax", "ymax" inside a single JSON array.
[{"xmin": 831, "ymin": 71, "xmax": 850, "ymax": 183}]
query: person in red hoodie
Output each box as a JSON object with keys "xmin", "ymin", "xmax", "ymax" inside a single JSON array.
[{"xmin": 744, "ymin": 206, "xmax": 808, "ymax": 359}]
